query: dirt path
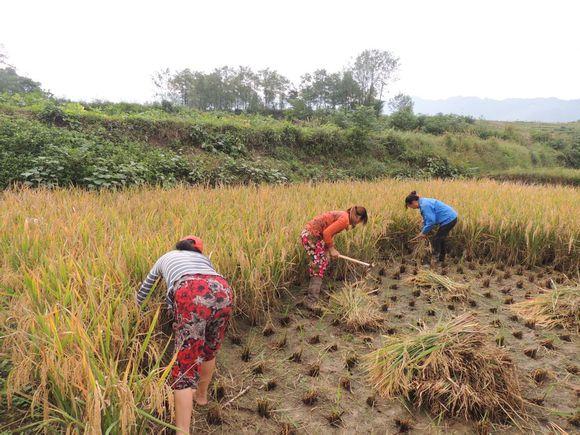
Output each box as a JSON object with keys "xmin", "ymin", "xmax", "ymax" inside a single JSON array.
[{"xmin": 191, "ymin": 256, "xmax": 579, "ymax": 434}]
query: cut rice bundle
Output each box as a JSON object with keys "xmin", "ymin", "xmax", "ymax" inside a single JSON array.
[
  {"xmin": 364, "ymin": 314, "xmax": 525, "ymax": 423},
  {"xmin": 510, "ymin": 285, "xmax": 579, "ymax": 332},
  {"xmin": 326, "ymin": 281, "xmax": 383, "ymax": 332},
  {"xmin": 406, "ymin": 269, "xmax": 470, "ymax": 301},
  {"xmin": 411, "ymin": 237, "xmax": 432, "ymax": 262}
]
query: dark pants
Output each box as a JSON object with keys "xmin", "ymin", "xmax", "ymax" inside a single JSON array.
[{"xmin": 432, "ymin": 218, "xmax": 457, "ymax": 262}]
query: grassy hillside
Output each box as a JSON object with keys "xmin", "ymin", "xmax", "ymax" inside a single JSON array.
[
  {"xmin": 1, "ymin": 94, "xmax": 576, "ymax": 189},
  {"xmin": 480, "ymin": 119, "xmax": 580, "ymax": 168}
]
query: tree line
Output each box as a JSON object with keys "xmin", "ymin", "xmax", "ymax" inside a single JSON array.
[
  {"xmin": 0, "ymin": 46, "xmax": 44, "ymax": 96},
  {"xmin": 153, "ymin": 49, "xmax": 400, "ymax": 114}
]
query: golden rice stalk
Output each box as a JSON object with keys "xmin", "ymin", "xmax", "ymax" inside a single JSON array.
[
  {"xmin": 510, "ymin": 285, "xmax": 579, "ymax": 332},
  {"xmin": 410, "ymin": 237, "xmax": 432, "ymax": 262},
  {"xmin": 405, "ymin": 269, "xmax": 470, "ymax": 301},
  {"xmin": 326, "ymin": 281, "xmax": 383, "ymax": 331},
  {"xmin": 364, "ymin": 313, "xmax": 525, "ymax": 423}
]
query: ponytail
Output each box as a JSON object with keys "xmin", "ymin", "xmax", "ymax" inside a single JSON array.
[
  {"xmin": 347, "ymin": 205, "xmax": 368, "ymax": 225},
  {"xmin": 404, "ymin": 191, "xmax": 420, "ymax": 207}
]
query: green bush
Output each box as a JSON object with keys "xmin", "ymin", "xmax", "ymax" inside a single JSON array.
[
  {"xmin": 378, "ymin": 130, "xmax": 407, "ymax": 158},
  {"xmin": 205, "ymin": 158, "xmax": 288, "ymax": 185},
  {"xmin": 388, "ymin": 109, "xmax": 419, "ymax": 131},
  {"xmin": 394, "ymin": 153, "xmax": 466, "ymax": 179},
  {"xmin": 0, "ymin": 113, "xmax": 199, "ymax": 189},
  {"xmin": 417, "ymin": 114, "xmax": 475, "ymax": 135},
  {"xmin": 37, "ymin": 101, "xmax": 66, "ymax": 125}
]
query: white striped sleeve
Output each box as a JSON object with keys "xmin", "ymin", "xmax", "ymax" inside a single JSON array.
[{"xmin": 136, "ymin": 259, "xmax": 161, "ymax": 306}]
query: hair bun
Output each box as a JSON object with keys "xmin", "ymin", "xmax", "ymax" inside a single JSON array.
[{"xmin": 410, "ymin": 190, "xmax": 417, "ymax": 195}]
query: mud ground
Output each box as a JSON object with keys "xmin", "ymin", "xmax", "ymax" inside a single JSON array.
[{"xmin": 190, "ymin": 256, "xmax": 579, "ymax": 434}]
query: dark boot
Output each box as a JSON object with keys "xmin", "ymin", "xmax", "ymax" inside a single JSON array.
[{"xmin": 304, "ymin": 276, "xmax": 323, "ymax": 310}]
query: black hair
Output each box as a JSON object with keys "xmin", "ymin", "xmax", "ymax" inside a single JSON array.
[
  {"xmin": 348, "ymin": 205, "xmax": 368, "ymax": 225},
  {"xmin": 175, "ymin": 239, "xmax": 201, "ymax": 253},
  {"xmin": 405, "ymin": 191, "xmax": 420, "ymax": 206}
]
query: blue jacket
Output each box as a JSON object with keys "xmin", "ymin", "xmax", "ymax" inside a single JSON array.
[{"xmin": 419, "ymin": 198, "xmax": 458, "ymax": 234}]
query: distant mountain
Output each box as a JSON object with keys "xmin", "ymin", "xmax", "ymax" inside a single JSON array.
[{"xmin": 412, "ymin": 97, "xmax": 580, "ymax": 123}]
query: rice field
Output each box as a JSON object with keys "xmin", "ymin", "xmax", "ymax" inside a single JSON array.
[{"xmin": 0, "ymin": 179, "xmax": 579, "ymax": 432}]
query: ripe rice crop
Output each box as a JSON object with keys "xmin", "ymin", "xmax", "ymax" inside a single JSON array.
[
  {"xmin": 410, "ymin": 237, "xmax": 432, "ymax": 262},
  {"xmin": 0, "ymin": 179, "xmax": 578, "ymax": 431}
]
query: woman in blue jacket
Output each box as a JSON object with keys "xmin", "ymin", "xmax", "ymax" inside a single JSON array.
[{"xmin": 405, "ymin": 191, "xmax": 458, "ymax": 264}]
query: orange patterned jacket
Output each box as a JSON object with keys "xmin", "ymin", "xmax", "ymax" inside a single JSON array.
[{"xmin": 305, "ymin": 211, "xmax": 349, "ymax": 248}]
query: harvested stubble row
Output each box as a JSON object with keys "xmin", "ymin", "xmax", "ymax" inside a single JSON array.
[{"xmin": 1, "ymin": 179, "xmax": 578, "ymax": 431}]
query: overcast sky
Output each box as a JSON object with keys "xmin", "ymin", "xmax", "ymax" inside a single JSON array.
[{"xmin": 1, "ymin": 0, "xmax": 579, "ymax": 102}]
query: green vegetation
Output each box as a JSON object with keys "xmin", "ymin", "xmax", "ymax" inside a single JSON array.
[
  {"xmin": 1, "ymin": 47, "xmax": 577, "ymax": 189},
  {"xmin": 1, "ymin": 93, "xmax": 576, "ymax": 189},
  {"xmin": 481, "ymin": 120, "xmax": 580, "ymax": 169},
  {"xmin": 153, "ymin": 49, "xmax": 398, "ymax": 113},
  {"xmin": 487, "ymin": 167, "xmax": 580, "ymax": 186}
]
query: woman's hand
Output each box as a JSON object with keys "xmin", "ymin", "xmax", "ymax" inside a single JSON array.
[
  {"xmin": 410, "ymin": 233, "xmax": 428, "ymax": 243},
  {"xmin": 328, "ymin": 247, "xmax": 340, "ymax": 259}
]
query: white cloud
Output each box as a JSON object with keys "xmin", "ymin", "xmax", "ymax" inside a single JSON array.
[{"xmin": 1, "ymin": 0, "xmax": 578, "ymax": 102}]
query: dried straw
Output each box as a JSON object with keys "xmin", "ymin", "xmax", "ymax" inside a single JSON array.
[
  {"xmin": 406, "ymin": 269, "xmax": 470, "ymax": 301},
  {"xmin": 364, "ymin": 314, "xmax": 526, "ymax": 423},
  {"xmin": 510, "ymin": 285, "xmax": 579, "ymax": 332},
  {"xmin": 326, "ymin": 281, "xmax": 383, "ymax": 331}
]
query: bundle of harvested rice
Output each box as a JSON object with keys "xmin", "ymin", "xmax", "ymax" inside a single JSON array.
[
  {"xmin": 406, "ymin": 269, "xmax": 470, "ymax": 301},
  {"xmin": 326, "ymin": 281, "xmax": 383, "ymax": 331},
  {"xmin": 510, "ymin": 285, "xmax": 579, "ymax": 332},
  {"xmin": 410, "ymin": 237, "xmax": 432, "ymax": 262},
  {"xmin": 364, "ymin": 314, "xmax": 525, "ymax": 423}
]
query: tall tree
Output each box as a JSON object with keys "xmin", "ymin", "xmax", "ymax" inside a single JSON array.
[
  {"xmin": 258, "ymin": 68, "xmax": 289, "ymax": 110},
  {"xmin": 231, "ymin": 66, "xmax": 261, "ymax": 111},
  {"xmin": 334, "ymin": 71, "xmax": 363, "ymax": 110},
  {"xmin": 388, "ymin": 93, "xmax": 414, "ymax": 112},
  {"xmin": 0, "ymin": 45, "xmax": 10, "ymax": 68},
  {"xmin": 299, "ymin": 69, "xmax": 337, "ymax": 110},
  {"xmin": 0, "ymin": 67, "xmax": 43, "ymax": 94},
  {"xmin": 169, "ymin": 69, "xmax": 196, "ymax": 106},
  {"xmin": 153, "ymin": 48, "xmax": 400, "ymax": 114},
  {"xmin": 351, "ymin": 49, "xmax": 399, "ymax": 105},
  {"xmin": 0, "ymin": 45, "xmax": 43, "ymax": 95},
  {"xmin": 152, "ymin": 68, "xmax": 179, "ymax": 103}
]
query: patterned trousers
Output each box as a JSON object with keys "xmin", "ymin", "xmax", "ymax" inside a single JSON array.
[
  {"xmin": 169, "ymin": 274, "xmax": 233, "ymax": 390},
  {"xmin": 301, "ymin": 229, "xmax": 330, "ymax": 278}
]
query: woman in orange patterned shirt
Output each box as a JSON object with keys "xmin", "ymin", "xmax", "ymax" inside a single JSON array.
[{"xmin": 301, "ymin": 206, "xmax": 368, "ymax": 308}]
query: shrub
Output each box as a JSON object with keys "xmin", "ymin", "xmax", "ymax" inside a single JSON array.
[
  {"xmin": 394, "ymin": 154, "xmax": 466, "ymax": 179},
  {"xmin": 37, "ymin": 101, "xmax": 64, "ymax": 124},
  {"xmin": 206, "ymin": 158, "xmax": 288, "ymax": 185},
  {"xmin": 0, "ymin": 114, "xmax": 199, "ymax": 189},
  {"xmin": 389, "ymin": 109, "xmax": 418, "ymax": 131},
  {"xmin": 379, "ymin": 131, "xmax": 407, "ymax": 158}
]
